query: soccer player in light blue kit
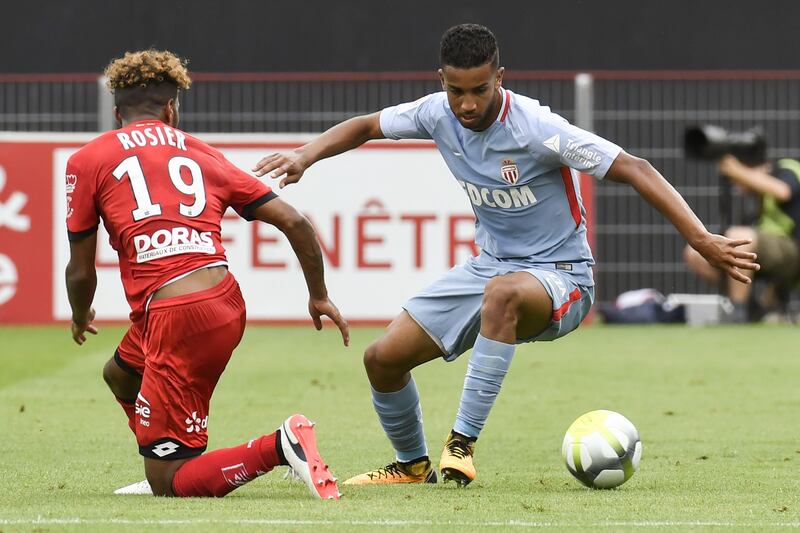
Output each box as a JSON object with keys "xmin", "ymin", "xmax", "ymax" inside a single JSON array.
[{"xmin": 254, "ymin": 24, "xmax": 759, "ymax": 486}]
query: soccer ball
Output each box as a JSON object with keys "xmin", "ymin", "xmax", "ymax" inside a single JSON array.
[{"xmin": 561, "ymin": 409, "xmax": 642, "ymax": 489}]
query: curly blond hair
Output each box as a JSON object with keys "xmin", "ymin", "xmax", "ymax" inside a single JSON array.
[{"xmin": 104, "ymin": 49, "xmax": 191, "ymax": 91}]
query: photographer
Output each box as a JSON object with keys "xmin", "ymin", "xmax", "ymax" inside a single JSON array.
[{"xmin": 684, "ymin": 154, "xmax": 800, "ymax": 321}]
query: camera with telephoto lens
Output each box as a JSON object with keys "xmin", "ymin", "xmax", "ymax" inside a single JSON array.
[{"xmin": 684, "ymin": 125, "xmax": 767, "ymax": 166}]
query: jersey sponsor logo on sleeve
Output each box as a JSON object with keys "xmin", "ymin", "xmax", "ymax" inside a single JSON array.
[
  {"xmin": 500, "ymin": 159, "xmax": 519, "ymax": 184},
  {"xmin": 543, "ymin": 134, "xmax": 561, "ymax": 153},
  {"xmin": 562, "ymin": 138, "xmax": 603, "ymax": 166},
  {"xmin": 457, "ymin": 180, "xmax": 537, "ymax": 209},
  {"xmin": 133, "ymin": 226, "xmax": 214, "ymax": 263},
  {"xmin": 65, "ymin": 174, "xmax": 77, "ymax": 218}
]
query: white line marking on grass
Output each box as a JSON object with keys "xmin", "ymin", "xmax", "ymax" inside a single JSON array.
[{"xmin": 1, "ymin": 517, "xmax": 800, "ymax": 528}]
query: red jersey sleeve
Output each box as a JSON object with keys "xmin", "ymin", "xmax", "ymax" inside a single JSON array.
[
  {"xmin": 219, "ymin": 157, "xmax": 277, "ymax": 221},
  {"xmin": 65, "ymin": 153, "xmax": 100, "ymax": 241}
]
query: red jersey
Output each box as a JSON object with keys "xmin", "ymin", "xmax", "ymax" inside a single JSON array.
[{"xmin": 66, "ymin": 120, "xmax": 274, "ymax": 320}]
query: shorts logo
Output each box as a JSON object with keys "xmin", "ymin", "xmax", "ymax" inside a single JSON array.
[
  {"xmin": 152, "ymin": 441, "xmax": 179, "ymax": 458},
  {"xmin": 500, "ymin": 159, "xmax": 519, "ymax": 184},
  {"xmin": 185, "ymin": 411, "xmax": 208, "ymax": 433},
  {"xmin": 135, "ymin": 393, "xmax": 151, "ymax": 427}
]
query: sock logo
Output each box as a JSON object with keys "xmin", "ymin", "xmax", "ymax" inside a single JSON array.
[{"xmin": 221, "ymin": 463, "xmax": 255, "ymax": 487}]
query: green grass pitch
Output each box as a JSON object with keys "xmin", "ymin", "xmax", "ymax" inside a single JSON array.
[{"xmin": 1, "ymin": 324, "xmax": 798, "ymax": 531}]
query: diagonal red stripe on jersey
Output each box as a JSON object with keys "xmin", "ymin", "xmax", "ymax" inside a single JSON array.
[
  {"xmin": 560, "ymin": 167, "xmax": 581, "ymax": 228},
  {"xmin": 499, "ymin": 90, "xmax": 511, "ymax": 122},
  {"xmin": 552, "ymin": 288, "xmax": 582, "ymax": 321}
]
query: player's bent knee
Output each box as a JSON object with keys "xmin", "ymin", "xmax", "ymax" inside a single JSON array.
[
  {"xmin": 102, "ymin": 357, "xmax": 140, "ymax": 400},
  {"xmin": 363, "ymin": 341, "xmax": 407, "ymax": 378},
  {"xmin": 481, "ymin": 277, "xmax": 522, "ymax": 323},
  {"xmin": 363, "ymin": 342, "xmax": 385, "ymax": 374}
]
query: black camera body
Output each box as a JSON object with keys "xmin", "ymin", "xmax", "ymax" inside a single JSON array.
[{"xmin": 684, "ymin": 125, "xmax": 767, "ymax": 166}]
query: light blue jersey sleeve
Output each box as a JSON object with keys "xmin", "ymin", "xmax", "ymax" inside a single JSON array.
[
  {"xmin": 521, "ymin": 104, "xmax": 622, "ymax": 179},
  {"xmin": 379, "ymin": 93, "xmax": 441, "ymax": 140}
]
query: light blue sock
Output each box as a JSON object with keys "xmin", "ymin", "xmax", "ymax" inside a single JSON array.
[
  {"xmin": 454, "ymin": 334, "xmax": 516, "ymax": 438},
  {"xmin": 372, "ymin": 377, "xmax": 428, "ymax": 462}
]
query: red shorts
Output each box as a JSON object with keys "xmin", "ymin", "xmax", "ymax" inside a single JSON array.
[{"xmin": 118, "ymin": 272, "xmax": 246, "ymax": 460}]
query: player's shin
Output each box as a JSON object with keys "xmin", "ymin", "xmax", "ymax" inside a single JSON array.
[
  {"xmin": 441, "ymin": 334, "xmax": 515, "ymax": 485},
  {"xmin": 170, "ymin": 433, "xmax": 282, "ymax": 497},
  {"xmin": 372, "ymin": 377, "xmax": 428, "ymax": 463},
  {"xmin": 454, "ymin": 334, "xmax": 515, "ymax": 437}
]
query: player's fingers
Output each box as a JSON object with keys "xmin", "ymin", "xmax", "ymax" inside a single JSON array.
[
  {"xmin": 728, "ymin": 238, "xmax": 753, "ymax": 248},
  {"xmin": 252, "ymin": 154, "xmax": 280, "ymax": 174},
  {"xmin": 732, "ymin": 250, "xmax": 757, "ymax": 261},
  {"xmin": 730, "ymin": 258, "xmax": 760, "ymax": 271},
  {"xmin": 726, "ymin": 266, "xmax": 752, "ymax": 284},
  {"xmin": 310, "ymin": 310, "xmax": 323, "ymax": 330},
  {"xmin": 270, "ymin": 163, "xmax": 291, "ymax": 179},
  {"xmin": 87, "ymin": 325, "xmax": 99, "ymax": 335},
  {"xmin": 327, "ymin": 310, "xmax": 350, "ymax": 346},
  {"xmin": 279, "ymin": 174, "xmax": 300, "ymax": 189}
]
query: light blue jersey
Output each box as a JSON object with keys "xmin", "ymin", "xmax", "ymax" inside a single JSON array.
[{"xmin": 380, "ymin": 88, "xmax": 622, "ymax": 287}]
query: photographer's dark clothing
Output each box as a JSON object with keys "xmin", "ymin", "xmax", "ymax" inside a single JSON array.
[
  {"xmin": 759, "ymin": 159, "xmax": 800, "ymax": 242},
  {"xmin": 756, "ymin": 159, "xmax": 800, "ymax": 285}
]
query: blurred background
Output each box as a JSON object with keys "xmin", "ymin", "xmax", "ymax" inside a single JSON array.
[{"xmin": 2, "ymin": 0, "xmax": 799, "ymax": 319}]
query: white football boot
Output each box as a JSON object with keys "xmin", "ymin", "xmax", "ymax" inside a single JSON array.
[{"xmin": 113, "ymin": 479, "xmax": 152, "ymax": 495}]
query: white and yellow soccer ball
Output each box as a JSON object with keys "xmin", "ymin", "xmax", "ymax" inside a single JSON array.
[{"xmin": 561, "ymin": 410, "xmax": 642, "ymax": 489}]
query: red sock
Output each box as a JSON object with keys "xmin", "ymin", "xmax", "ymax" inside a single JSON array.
[
  {"xmin": 171, "ymin": 432, "xmax": 282, "ymax": 497},
  {"xmin": 115, "ymin": 397, "xmax": 136, "ymax": 434}
]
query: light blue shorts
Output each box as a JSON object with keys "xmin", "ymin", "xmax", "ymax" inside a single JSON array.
[{"xmin": 403, "ymin": 252, "xmax": 594, "ymax": 361}]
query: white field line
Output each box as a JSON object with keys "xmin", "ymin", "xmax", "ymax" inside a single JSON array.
[{"xmin": 0, "ymin": 517, "xmax": 799, "ymax": 528}]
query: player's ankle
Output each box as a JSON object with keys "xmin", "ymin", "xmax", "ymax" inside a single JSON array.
[
  {"xmin": 274, "ymin": 430, "xmax": 289, "ymax": 466},
  {"xmin": 450, "ymin": 430, "xmax": 477, "ymax": 442}
]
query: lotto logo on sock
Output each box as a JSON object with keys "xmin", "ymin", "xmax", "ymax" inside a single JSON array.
[
  {"xmin": 221, "ymin": 463, "xmax": 255, "ymax": 487},
  {"xmin": 185, "ymin": 411, "xmax": 208, "ymax": 433}
]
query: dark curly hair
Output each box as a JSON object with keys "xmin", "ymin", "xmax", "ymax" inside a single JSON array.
[
  {"xmin": 440, "ymin": 24, "xmax": 499, "ymax": 69},
  {"xmin": 104, "ymin": 49, "xmax": 191, "ymax": 117}
]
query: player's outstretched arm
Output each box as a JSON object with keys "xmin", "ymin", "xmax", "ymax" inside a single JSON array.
[
  {"xmin": 606, "ymin": 151, "xmax": 760, "ymax": 284},
  {"xmin": 251, "ymin": 198, "xmax": 350, "ymax": 346},
  {"xmin": 252, "ymin": 112, "xmax": 384, "ymax": 189},
  {"xmin": 65, "ymin": 233, "xmax": 99, "ymax": 345}
]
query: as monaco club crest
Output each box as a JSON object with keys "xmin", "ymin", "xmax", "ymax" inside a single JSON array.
[{"xmin": 500, "ymin": 159, "xmax": 519, "ymax": 184}]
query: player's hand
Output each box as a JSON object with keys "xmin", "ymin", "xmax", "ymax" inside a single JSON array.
[
  {"xmin": 252, "ymin": 149, "xmax": 308, "ymax": 189},
  {"xmin": 692, "ymin": 233, "xmax": 760, "ymax": 284},
  {"xmin": 308, "ymin": 297, "xmax": 350, "ymax": 346},
  {"xmin": 71, "ymin": 307, "xmax": 98, "ymax": 345}
]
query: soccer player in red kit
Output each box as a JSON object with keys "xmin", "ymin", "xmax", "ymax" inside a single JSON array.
[{"xmin": 64, "ymin": 50, "xmax": 348, "ymax": 499}]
